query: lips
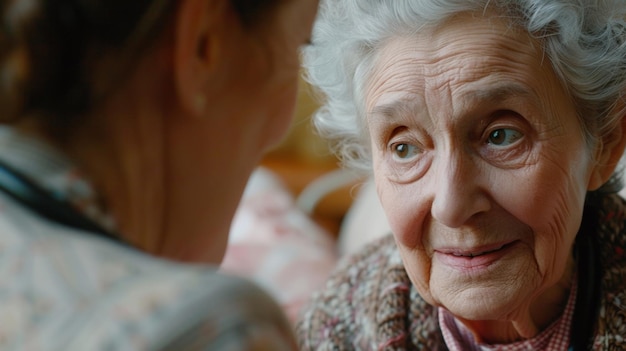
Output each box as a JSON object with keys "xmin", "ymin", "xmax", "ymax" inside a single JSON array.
[
  {"xmin": 434, "ymin": 241, "xmax": 519, "ymax": 271},
  {"xmin": 438, "ymin": 241, "xmax": 514, "ymax": 258},
  {"xmin": 449, "ymin": 244, "xmax": 508, "ymax": 258}
]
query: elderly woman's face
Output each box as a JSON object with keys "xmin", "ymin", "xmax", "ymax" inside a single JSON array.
[{"xmin": 367, "ymin": 15, "xmax": 601, "ymax": 322}]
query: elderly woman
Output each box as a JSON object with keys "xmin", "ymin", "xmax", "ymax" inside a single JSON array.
[
  {"xmin": 0, "ymin": 0, "xmax": 318, "ymax": 349},
  {"xmin": 297, "ymin": 0, "xmax": 626, "ymax": 350}
]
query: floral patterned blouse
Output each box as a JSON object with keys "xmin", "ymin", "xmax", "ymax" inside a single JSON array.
[{"xmin": 0, "ymin": 127, "xmax": 294, "ymax": 350}]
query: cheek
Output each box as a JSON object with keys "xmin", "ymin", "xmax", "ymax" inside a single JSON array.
[
  {"xmin": 527, "ymin": 179, "xmax": 583, "ymax": 271},
  {"xmin": 373, "ymin": 153, "xmax": 423, "ymax": 247},
  {"xmin": 375, "ymin": 174, "xmax": 427, "ymax": 250},
  {"xmin": 493, "ymin": 153, "xmax": 590, "ymax": 280},
  {"xmin": 245, "ymin": 44, "xmax": 300, "ymax": 147},
  {"xmin": 398, "ymin": 244, "xmax": 436, "ymax": 303},
  {"xmin": 375, "ymin": 177, "xmax": 435, "ymax": 300},
  {"xmin": 262, "ymin": 80, "xmax": 299, "ymax": 147},
  {"xmin": 375, "ymin": 174, "xmax": 416, "ymax": 241}
]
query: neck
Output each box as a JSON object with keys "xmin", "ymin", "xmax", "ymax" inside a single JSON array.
[
  {"xmin": 69, "ymin": 95, "xmax": 168, "ymax": 253},
  {"xmin": 46, "ymin": 44, "xmax": 173, "ymax": 253},
  {"xmin": 156, "ymin": 100, "xmax": 265, "ymax": 263}
]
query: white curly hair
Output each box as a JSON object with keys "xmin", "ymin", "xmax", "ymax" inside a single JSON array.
[{"xmin": 303, "ymin": 0, "xmax": 626, "ymax": 177}]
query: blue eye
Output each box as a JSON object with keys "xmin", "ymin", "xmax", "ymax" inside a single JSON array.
[
  {"xmin": 487, "ymin": 128, "xmax": 522, "ymax": 146},
  {"xmin": 393, "ymin": 143, "xmax": 420, "ymax": 160}
]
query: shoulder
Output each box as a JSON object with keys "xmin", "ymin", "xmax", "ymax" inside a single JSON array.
[
  {"xmin": 592, "ymin": 194, "xmax": 626, "ymax": 349},
  {"xmin": 596, "ymin": 193, "xmax": 626, "ymax": 254},
  {"xmin": 595, "ymin": 194, "xmax": 626, "ymax": 288},
  {"xmin": 0, "ymin": 195, "xmax": 291, "ymax": 350},
  {"xmin": 296, "ymin": 234, "xmax": 441, "ymax": 350}
]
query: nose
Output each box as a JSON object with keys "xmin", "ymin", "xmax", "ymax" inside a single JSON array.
[{"xmin": 429, "ymin": 152, "xmax": 491, "ymax": 228}]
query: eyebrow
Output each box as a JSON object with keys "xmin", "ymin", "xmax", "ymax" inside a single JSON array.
[
  {"xmin": 368, "ymin": 84, "xmax": 536, "ymax": 121},
  {"xmin": 369, "ymin": 98, "xmax": 422, "ymax": 122},
  {"xmin": 464, "ymin": 84, "xmax": 534, "ymax": 104}
]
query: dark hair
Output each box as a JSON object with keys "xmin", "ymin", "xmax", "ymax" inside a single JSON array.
[
  {"xmin": 232, "ymin": 0, "xmax": 286, "ymax": 27},
  {"xmin": 0, "ymin": 0, "xmax": 282, "ymax": 128}
]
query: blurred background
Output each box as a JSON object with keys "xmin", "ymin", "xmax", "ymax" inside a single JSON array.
[{"xmin": 260, "ymin": 76, "xmax": 353, "ymax": 236}]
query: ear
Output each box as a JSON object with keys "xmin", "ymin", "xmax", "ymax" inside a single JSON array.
[
  {"xmin": 588, "ymin": 107, "xmax": 626, "ymax": 191},
  {"xmin": 173, "ymin": 0, "xmax": 229, "ymax": 117}
]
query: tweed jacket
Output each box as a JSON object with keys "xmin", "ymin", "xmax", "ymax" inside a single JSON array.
[{"xmin": 296, "ymin": 194, "xmax": 626, "ymax": 350}]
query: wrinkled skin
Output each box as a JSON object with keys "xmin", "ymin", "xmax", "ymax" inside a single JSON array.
[{"xmin": 366, "ymin": 14, "xmax": 602, "ymax": 343}]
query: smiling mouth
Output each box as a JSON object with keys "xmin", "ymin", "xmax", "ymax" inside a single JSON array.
[{"xmin": 447, "ymin": 242, "xmax": 514, "ymax": 258}]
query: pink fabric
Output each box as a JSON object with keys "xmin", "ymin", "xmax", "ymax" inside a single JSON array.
[
  {"xmin": 439, "ymin": 275, "xmax": 577, "ymax": 351},
  {"xmin": 220, "ymin": 168, "xmax": 339, "ymax": 324}
]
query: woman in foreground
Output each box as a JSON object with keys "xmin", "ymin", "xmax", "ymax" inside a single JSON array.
[
  {"xmin": 0, "ymin": 0, "xmax": 317, "ymax": 349},
  {"xmin": 297, "ymin": 0, "xmax": 626, "ymax": 349}
]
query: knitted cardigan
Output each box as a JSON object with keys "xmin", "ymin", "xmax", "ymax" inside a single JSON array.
[{"xmin": 296, "ymin": 194, "xmax": 626, "ymax": 351}]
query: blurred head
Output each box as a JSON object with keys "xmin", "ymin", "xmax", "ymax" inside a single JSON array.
[
  {"xmin": 0, "ymin": 0, "xmax": 319, "ymax": 263},
  {"xmin": 304, "ymin": 0, "xmax": 626, "ymax": 341},
  {"xmin": 0, "ymin": 0, "xmax": 308, "ymax": 139}
]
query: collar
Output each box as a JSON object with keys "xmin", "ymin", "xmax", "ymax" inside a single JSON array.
[
  {"xmin": 439, "ymin": 273, "xmax": 578, "ymax": 351},
  {"xmin": 0, "ymin": 127, "xmax": 116, "ymax": 232}
]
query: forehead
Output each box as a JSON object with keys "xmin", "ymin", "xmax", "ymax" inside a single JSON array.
[{"xmin": 364, "ymin": 13, "xmax": 562, "ymax": 114}]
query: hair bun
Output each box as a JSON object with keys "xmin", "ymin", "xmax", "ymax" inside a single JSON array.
[
  {"xmin": 0, "ymin": 31, "xmax": 30, "ymax": 123},
  {"xmin": 0, "ymin": 0, "xmax": 90, "ymax": 124}
]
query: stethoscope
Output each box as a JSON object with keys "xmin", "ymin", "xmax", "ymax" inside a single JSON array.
[
  {"xmin": 0, "ymin": 158, "xmax": 123, "ymax": 244},
  {"xmin": 0, "ymin": 159, "xmax": 602, "ymax": 350}
]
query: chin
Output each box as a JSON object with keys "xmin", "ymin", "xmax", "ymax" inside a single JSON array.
[{"xmin": 438, "ymin": 284, "xmax": 531, "ymax": 321}]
